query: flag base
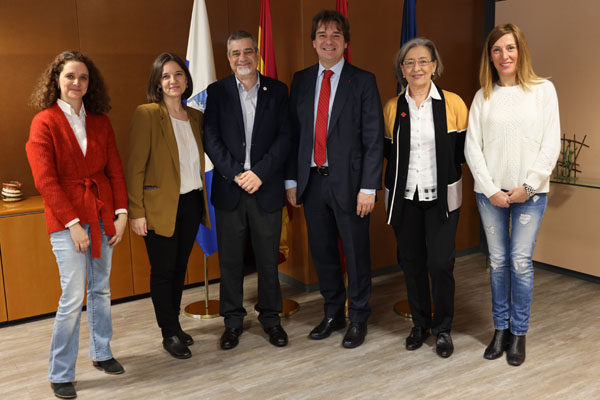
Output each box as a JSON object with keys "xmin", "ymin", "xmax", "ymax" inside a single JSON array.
[
  {"xmin": 393, "ymin": 299, "xmax": 435, "ymax": 320},
  {"xmin": 184, "ymin": 300, "xmax": 220, "ymax": 319},
  {"xmin": 393, "ymin": 299, "xmax": 412, "ymax": 320},
  {"xmin": 254, "ymin": 298, "xmax": 299, "ymax": 318}
]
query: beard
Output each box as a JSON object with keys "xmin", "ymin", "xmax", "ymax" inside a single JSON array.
[{"xmin": 236, "ymin": 66, "xmax": 254, "ymax": 76}]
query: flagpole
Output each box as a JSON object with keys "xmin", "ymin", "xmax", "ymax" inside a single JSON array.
[
  {"xmin": 182, "ymin": 0, "xmax": 220, "ymax": 320},
  {"xmin": 394, "ymin": 0, "xmax": 419, "ymax": 320},
  {"xmin": 184, "ymin": 254, "xmax": 219, "ymax": 319}
]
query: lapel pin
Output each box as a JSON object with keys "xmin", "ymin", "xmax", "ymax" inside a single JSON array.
[
  {"xmin": 263, "ymin": 86, "xmax": 267, "ymax": 91},
  {"xmin": 401, "ymin": 112, "xmax": 407, "ymax": 117}
]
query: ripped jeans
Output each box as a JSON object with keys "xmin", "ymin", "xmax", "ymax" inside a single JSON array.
[{"xmin": 476, "ymin": 192, "xmax": 547, "ymax": 335}]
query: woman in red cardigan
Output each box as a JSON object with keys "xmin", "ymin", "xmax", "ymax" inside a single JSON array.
[{"xmin": 26, "ymin": 51, "xmax": 128, "ymax": 400}]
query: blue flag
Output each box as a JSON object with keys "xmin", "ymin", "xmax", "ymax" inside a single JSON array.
[
  {"xmin": 185, "ymin": 0, "xmax": 218, "ymax": 256},
  {"xmin": 398, "ymin": 0, "xmax": 417, "ymax": 94},
  {"xmin": 401, "ymin": 0, "xmax": 418, "ymax": 45}
]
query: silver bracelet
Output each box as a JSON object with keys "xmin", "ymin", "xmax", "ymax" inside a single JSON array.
[{"xmin": 523, "ymin": 183, "xmax": 536, "ymax": 197}]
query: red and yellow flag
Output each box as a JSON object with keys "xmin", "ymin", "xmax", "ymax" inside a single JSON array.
[
  {"xmin": 336, "ymin": 0, "xmax": 351, "ymax": 63},
  {"xmin": 257, "ymin": 0, "xmax": 291, "ymax": 262},
  {"xmin": 258, "ymin": 0, "xmax": 277, "ymax": 79}
]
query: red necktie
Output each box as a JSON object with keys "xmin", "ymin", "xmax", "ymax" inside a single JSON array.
[{"xmin": 314, "ymin": 70, "xmax": 334, "ymax": 167}]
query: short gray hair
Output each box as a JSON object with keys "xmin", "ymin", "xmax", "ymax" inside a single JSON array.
[
  {"xmin": 394, "ymin": 37, "xmax": 444, "ymax": 93},
  {"xmin": 227, "ymin": 30, "xmax": 259, "ymax": 55}
]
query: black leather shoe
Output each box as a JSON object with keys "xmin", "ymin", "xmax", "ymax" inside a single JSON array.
[
  {"xmin": 405, "ymin": 326, "xmax": 430, "ymax": 351},
  {"xmin": 178, "ymin": 329, "xmax": 194, "ymax": 346},
  {"xmin": 506, "ymin": 334, "xmax": 526, "ymax": 366},
  {"xmin": 436, "ymin": 332, "xmax": 454, "ymax": 358},
  {"xmin": 309, "ymin": 316, "xmax": 346, "ymax": 340},
  {"xmin": 264, "ymin": 324, "xmax": 288, "ymax": 347},
  {"xmin": 483, "ymin": 329, "xmax": 510, "ymax": 360},
  {"xmin": 342, "ymin": 322, "xmax": 367, "ymax": 348},
  {"xmin": 162, "ymin": 335, "xmax": 192, "ymax": 359},
  {"xmin": 51, "ymin": 382, "xmax": 77, "ymax": 399},
  {"xmin": 92, "ymin": 357, "xmax": 125, "ymax": 374},
  {"xmin": 220, "ymin": 327, "xmax": 243, "ymax": 350}
]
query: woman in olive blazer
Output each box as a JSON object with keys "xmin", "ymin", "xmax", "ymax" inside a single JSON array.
[{"xmin": 127, "ymin": 53, "xmax": 209, "ymax": 360}]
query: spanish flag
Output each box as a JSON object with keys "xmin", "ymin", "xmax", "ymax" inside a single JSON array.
[
  {"xmin": 258, "ymin": 0, "xmax": 277, "ymax": 79},
  {"xmin": 257, "ymin": 0, "xmax": 290, "ymax": 262},
  {"xmin": 336, "ymin": 0, "xmax": 351, "ymax": 63}
]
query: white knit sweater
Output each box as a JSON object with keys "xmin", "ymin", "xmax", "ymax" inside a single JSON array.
[{"xmin": 465, "ymin": 80, "xmax": 560, "ymax": 198}]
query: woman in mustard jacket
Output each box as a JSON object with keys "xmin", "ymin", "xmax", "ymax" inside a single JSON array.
[{"xmin": 127, "ymin": 52, "xmax": 209, "ymax": 360}]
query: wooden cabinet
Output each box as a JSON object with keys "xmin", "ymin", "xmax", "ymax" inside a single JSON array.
[{"xmin": 0, "ymin": 198, "xmax": 61, "ymax": 320}]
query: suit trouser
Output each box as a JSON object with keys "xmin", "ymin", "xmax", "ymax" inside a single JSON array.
[
  {"xmin": 215, "ymin": 192, "xmax": 282, "ymax": 329},
  {"xmin": 303, "ymin": 170, "xmax": 372, "ymax": 323},
  {"xmin": 393, "ymin": 195, "xmax": 459, "ymax": 336},
  {"xmin": 144, "ymin": 190, "xmax": 203, "ymax": 338}
]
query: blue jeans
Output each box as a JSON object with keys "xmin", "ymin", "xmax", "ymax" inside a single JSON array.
[
  {"xmin": 476, "ymin": 193, "xmax": 547, "ymax": 336},
  {"xmin": 48, "ymin": 223, "xmax": 114, "ymax": 383}
]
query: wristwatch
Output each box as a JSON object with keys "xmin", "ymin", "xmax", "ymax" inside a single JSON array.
[{"xmin": 523, "ymin": 183, "xmax": 536, "ymax": 197}]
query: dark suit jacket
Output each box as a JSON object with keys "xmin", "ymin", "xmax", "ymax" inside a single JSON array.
[
  {"xmin": 287, "ymin": 62, "xmax": 384, "ymax": 213},
  {"xmin": 126, "ymin": 102, "xmax": 210, "ymax": 237},
  {"xmin": 203, "ymin": 73, "xmax": 291, "ymax": 212}
]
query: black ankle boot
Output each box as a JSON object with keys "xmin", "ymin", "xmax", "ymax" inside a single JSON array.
[
  {"xmin": 506, "ymin": 333, "xmax": 526, "ymax": 366},
  {"xmin": 483, "ymin": 329, "xmax": 510, "ymax": 360}
]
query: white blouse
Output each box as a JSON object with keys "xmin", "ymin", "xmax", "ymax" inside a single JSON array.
[
  {"xmin": 170, "ymin": 116, "xmax": 203, "ymax": 194},
  {"xmin": 404, "ymin": 83, "xmax": 440, "ymax": 201}
]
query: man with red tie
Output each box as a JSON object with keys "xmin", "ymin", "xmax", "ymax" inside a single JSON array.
[{"xmin": 285, "ymin": 10, "xmax": 384, "ymax": 348}]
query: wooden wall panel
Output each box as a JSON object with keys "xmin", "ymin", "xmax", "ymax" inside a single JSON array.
[
  {"xmin": 76, "ymin": 0, "xmax": 195, "ymax": 166},
  {"xmin": 0, "ymin": 0, "xmax": 79, "ymax": 197}
]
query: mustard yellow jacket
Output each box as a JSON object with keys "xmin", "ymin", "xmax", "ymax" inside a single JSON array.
[{"xmin": 126, "ymin": 102, "xmax": 210, "ymax": 237}]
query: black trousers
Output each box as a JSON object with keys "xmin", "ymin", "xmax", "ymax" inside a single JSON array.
[
  {"xmin": 303, "ymin": 170, "xmax": 372, "ymax": 323},
  {"xmin": 215, "ymin": 192, "xmax": 282, "ymax": 329},
  {"xmin": 144, "ymin": 190, "xmax": 203, "ymax": 338},
  {"xmin": 393, "ymin": 194, "xmax": 459, "ymax": 336}
]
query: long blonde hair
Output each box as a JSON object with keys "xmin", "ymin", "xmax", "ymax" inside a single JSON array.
[{"xmin": 479, "ymin": 23, "xmax": 543, "ymax": 99}]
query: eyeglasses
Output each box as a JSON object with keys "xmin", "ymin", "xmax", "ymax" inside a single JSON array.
[{"xmin": 402, "ymin": 59, "xmax": 434, "ymax": 68}]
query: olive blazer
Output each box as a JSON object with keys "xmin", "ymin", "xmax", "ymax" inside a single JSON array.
[{"xmin": 126, "ymin": 102, "xmax": 210, "ymax": 237}]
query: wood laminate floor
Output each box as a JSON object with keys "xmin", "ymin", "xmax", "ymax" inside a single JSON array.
[{"xmin": 1, "ymin": 252, "xmax": 599, "ymax": 399}]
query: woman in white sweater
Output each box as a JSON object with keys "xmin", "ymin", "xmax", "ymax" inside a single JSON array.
[{"xmin": 465, "ymin": 23, "xmax": 560, "ymax": 367}]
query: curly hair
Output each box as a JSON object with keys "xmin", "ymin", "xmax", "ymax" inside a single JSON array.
[{"xmin": 30, "ymin": 50, "xmax": 111, "ymax": 113}]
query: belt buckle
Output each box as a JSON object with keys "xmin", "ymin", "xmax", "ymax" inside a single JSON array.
[{"xmin": 317, "ymin": 166, "xmax": 329, "ymax": 176}]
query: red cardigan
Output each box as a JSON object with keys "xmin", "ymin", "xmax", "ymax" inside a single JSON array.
[{"xmin": 26, "ymin": 104, "xmax": 128, "ymax": 258}]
